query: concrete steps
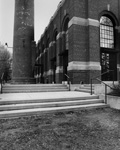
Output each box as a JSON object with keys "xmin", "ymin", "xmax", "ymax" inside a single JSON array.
[
  {"xmin": 75, "ymin": 84, "xmax": 94, "ymax": 93},
  {"xmin": 2, "ymin": 84, "xmax": 69, "ymax": 93},
  {"xmin": 0, "ymin": 95, "xmax": 99, "ymax": 105},
  {"xmin": 0, "ymin": 104, "xmax": 108, "ymax": 119},
  {"xmin": 0, "ymin": 92, "xmax": 108, "ymax": 119},
  {"xmin": 0, "ymin": 99, "xmax": 104, "ymax": 111}
]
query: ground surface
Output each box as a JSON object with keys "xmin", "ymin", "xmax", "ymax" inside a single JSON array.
[{"xmin": 0, "ymin": 108, "xmax": 120, "ymax": 150}]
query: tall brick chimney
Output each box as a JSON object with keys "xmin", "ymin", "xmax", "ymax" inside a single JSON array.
[{"xmin": 12, "ymin": 0, "xmax": 35, "ymax": 83}]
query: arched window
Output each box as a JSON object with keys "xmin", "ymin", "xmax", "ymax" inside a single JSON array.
[{"xmin": 100, "ymin": 16, "xmax": 114, "ymax": 49}]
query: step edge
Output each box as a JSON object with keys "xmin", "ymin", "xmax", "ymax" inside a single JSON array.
[
  {"xmin": 0, "ymin": 99, "xmax": 104, "ymax": 108},
  {"xmin": 0, "ymin": 103, "xmax": 108, "ymax": 115}
]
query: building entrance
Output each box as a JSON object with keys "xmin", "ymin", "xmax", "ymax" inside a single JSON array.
[
  {"xmin": 101, "ymin": 49, "xmax": 117, "ymax": 81},
  {"xmin": 62, "ymin": 51, "xmax": 68, "ymax": 81},
  {"xmin": 51, "ymin": 59, "xmax": 56, "ymax": 83}
]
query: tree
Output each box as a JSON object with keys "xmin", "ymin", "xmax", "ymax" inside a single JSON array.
[{"xmin": 0, "ymin": 44, "xmax": 12, "ymax": 82}]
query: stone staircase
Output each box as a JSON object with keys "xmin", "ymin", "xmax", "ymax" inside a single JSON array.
[
  {"xmin": 2, "ymin": 84, "xmax": 69, "ymax": 93},
  {"xmin": 0, "ymin": 91, "xmax": 108, "ymax": 119},
  {"xmin": 75, "ymin": 84, "xmax": 94, "ymax": 93}
]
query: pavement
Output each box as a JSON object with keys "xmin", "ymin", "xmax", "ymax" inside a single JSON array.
[{"xmin": 0, "ymin": 91, "xmax": 92, "ymax": 101}]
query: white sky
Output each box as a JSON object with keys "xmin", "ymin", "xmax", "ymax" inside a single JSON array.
[{"xmin": 0, "ymin": 0, "xmax": 61, "ymax": 53}]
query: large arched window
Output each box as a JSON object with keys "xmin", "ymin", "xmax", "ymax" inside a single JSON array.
[
  {"xmin": 100, "ymin": 16, "xmax": 114, "ymax": 49},
  {"xmin": 100, "ymin": 15, "xmax": 118, "ymax": 81}
]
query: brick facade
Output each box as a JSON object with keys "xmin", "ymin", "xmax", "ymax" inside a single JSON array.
[{"xmin": 35, "ymin": 0, "xmax": 120, "ymax": 84}]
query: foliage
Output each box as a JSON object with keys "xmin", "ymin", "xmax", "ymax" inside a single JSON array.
[
  {"xmin": 0, "ymin": 44, "xmax": 12, "ymax": 82},
  {"xmin": 108, "ymin": 83, "xmax": 120, "ymax": 96}
]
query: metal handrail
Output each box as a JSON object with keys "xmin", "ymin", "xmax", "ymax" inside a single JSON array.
[
  {"xmin": 64, "ymin": 74, "xmax": 71, "ymax": 91},
  {"xmin": 91, "ymin": 70, "xmax": 115, "ymax": 104},
  {"xmin": 1, "ymin": 73, "xmax": 4, "ymax": 94},
  {"xmin": 92, "ymin": 70, "xmax": 114, "ymax": 83}
]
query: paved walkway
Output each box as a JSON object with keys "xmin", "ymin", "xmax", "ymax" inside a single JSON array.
[{"xmin": 0, "ymin": 91, "xmax": 92, "ymax": 101}]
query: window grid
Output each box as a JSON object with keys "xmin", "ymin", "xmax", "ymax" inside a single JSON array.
[{"xmin": 100, "ymin": 16, "xmax": 114, "ymax": 49}]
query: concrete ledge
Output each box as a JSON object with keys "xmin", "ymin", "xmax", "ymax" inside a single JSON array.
[
  {"xmin": 94, "ymin": 82, "xmax": 119, "ymax": 95},
  {"xmin": 99, "ymin": 94, "xmax": 120, "ymax": 110},
  {"xmin": 68, "ymin": 17, "xmax": 100, "ymax": 28},
  {"xmin": 68, "ymin": 61, "xmax": 101, "ymax": 71},
  {"xmin": 69, "ymin": 84, "xmax": 81, "ymax": 91}
]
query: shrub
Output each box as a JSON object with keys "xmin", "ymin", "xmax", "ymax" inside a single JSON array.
[{"xmin": 108, "ymin": 83, "xmax": 120, "ymax": 97}]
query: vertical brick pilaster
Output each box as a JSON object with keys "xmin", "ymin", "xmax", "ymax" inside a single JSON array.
[
  {"xmin": 56, "ymin": 33, "xmax": 63, "ymax": 83},
  {"xmin": 88, "ymin": 25, "xmax": 101, "ymax": 80}
]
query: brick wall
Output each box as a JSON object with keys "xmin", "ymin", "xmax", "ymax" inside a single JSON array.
[{"xmin": 36, "ymin": 0, "xmax": 120, "ymax": 84}]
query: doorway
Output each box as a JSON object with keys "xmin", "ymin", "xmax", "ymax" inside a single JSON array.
[{"xmin": 101, "ymin": 50, "xmax": 117, "ymax": 81}]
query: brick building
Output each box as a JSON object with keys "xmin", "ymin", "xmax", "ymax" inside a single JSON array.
[{"xmin": 35, "ymin": 0, "xmax": 120, "ymax": 84}]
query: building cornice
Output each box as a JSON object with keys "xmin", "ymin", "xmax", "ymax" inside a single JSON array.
[
  {"xmin": 68, "ymin": 61, "xmax": 101, "ymax": 71},
  {"xmin": 68, "ymin": 17, "xmax": 100, "ymax": 28}
]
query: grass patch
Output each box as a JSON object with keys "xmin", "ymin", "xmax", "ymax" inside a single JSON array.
[{"xmin": 1, "ymin": 108, "xmax": 120, "ymax": 149}]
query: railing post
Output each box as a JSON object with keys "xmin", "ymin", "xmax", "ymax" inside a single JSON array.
[
  {"xmin": 1, "ymin": 73, "xmax": 4, "ymax": 94},
  {"xmin": 1, "ymin": 80, "xmax": 2, "ymax": 94},
  {"xmin": 112, "ymin": 70, "xmax": 114, "ymax": 85},
  {"xmin": 68, "ymin": 80, "xmax": 71, "ymax": 91},
  {"xmin": 105, "ymin": 84, "xmax": 107, "ymax": 104},
  {"xmin": 91, "ymin": 79, "xmax": 92, "ymax": 95},
  {"xmin": 65, "ymin": 74, "xmax": 71, "ymax": 91}
]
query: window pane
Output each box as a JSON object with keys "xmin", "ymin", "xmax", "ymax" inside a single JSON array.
[{"xmin": 100, "ymin": 16, "xmax": 114, "ymax": 49}]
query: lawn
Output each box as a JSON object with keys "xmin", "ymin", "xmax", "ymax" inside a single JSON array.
[{"xmin": 0, "ymin": 108, "xmax": 120, "ymax": 150}]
